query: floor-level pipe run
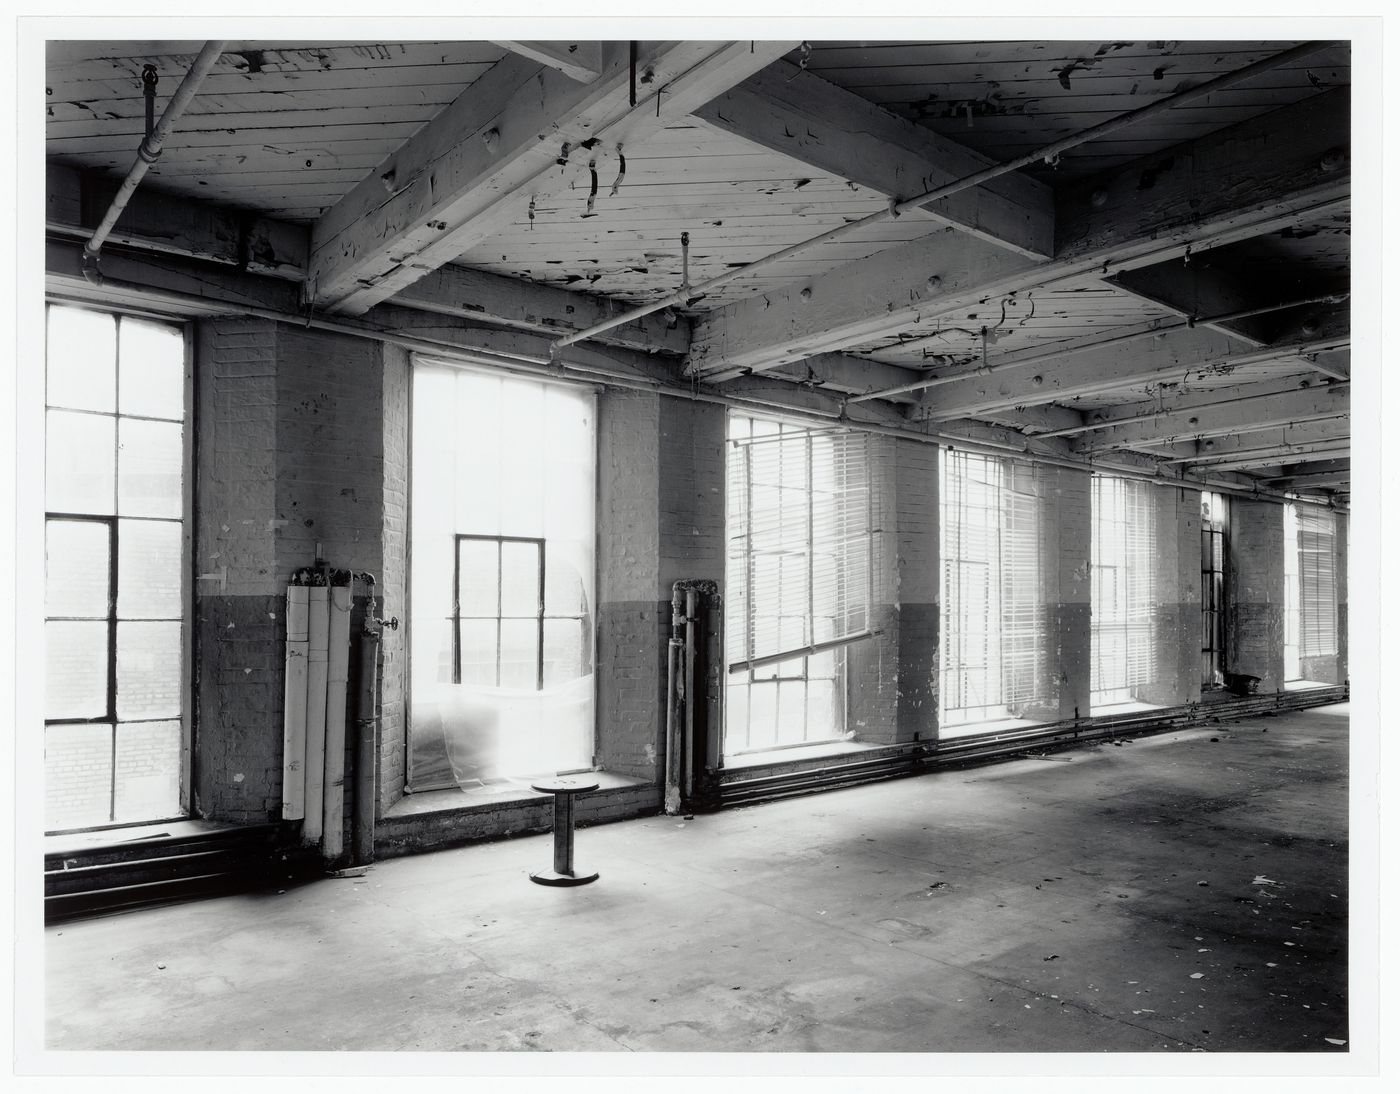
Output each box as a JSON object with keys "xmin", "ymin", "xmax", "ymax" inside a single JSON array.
[
  {"xmin": 550, "ymin": 41, "xmax": 1334, "ymax": 358},
  {"xmin": 83, "ymin": 41, "xmax": 225, "ymax": 279},
  {"xmin": 47, "ymin": 274, "xmax": 1345, "ymax": 512}
]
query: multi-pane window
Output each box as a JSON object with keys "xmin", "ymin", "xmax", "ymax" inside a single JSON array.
[
  {"xmin": 1283, "ymin": 503, "xmax": 1302, "ymax": 680},
  {"xmin": 409, "ymin": 362, "xmax": 596, "ymax": 788},
  {"xmin": 1201, "ymin": 492, "xmax": 1228, "ymax": 689},
  {"xmin": 939, "ymin": 450, "xmax": 1048, "ymax": 726},
  {"xmin": 724, "ymin": 414, "xmax": 873, "ymax": 755},
  {"xmin": 1295, "ymin": 505, "xmax": 1338, "ymax": 660},
  {"xmin": 44, "ymin": 303, "xmax": 189, "ymax": 832},
  {"xmin": 1090, "ymin": 475, "xmax": 1159, "ymax": 707}
]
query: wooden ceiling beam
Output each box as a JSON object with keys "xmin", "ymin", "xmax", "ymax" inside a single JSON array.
[
  {"xmin": 489, "ymin": 41, "xmax": 604, "ymax": 83},
  {"xmin": 690, "ymin": 63, "xmax": 1053, "ymax": 259},
  {"xmin": 912, "ymin": 311, "xmax": 1349, "ymax": 422},
  {"xmin": 1074, "ymin": 384, "xmax": 1349, "ymax": 452},
  {"xmin": 45, "ymin": 164, "xmax": 687, "ymax": 356},
  {"xmin": 1146, "ymin": 420, "xmax": 1348, "ymax": 464},
  {"xmin": 308, "ymin": 40, "xmax": 796, "ymax": 316},
  {"xmin": 687, "ymin": 88, "xmax": 1350, "ymax": 380}
]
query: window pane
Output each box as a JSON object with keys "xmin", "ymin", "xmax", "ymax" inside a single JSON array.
[
  {"xmin": 117, "ymin": 519, "xmax": 182, "ymax": 619},
  {"xmin": 115, "ymin": 621, "xmax": 182, "ymax": 720},
  {"xmin": 47, "ymin": 410, "xmax": 115, "ymax": 514},
  {"xmin": 456, "ymin": 538, "xmax": 499, "ymax": 617},
  {"xmin": 118, "ymin": 418, "xmax": 183, "ymax": 518},
  {"xmin": 47, "ymin": 306, "xmax": 116, "ymax": 413},
  {"xmin": 118, "ymin": 318, "xmax": 185, "ymax": 420},
  {"xmin": 500, "ymin": 541, "xmax": 541, "ymax": 617},
  {"xmin": 544, "ymin": 552, "xmax": 588, "ymax": 616},
  {"xmin": 113, "ymin": 720, "xmax": 182, "ymax": 822},
  {"xmin": 498, "ymin": 618, "xmax": 540, "ymax": 689},
  {"xmin": 46, "ymin": 620, "xmax": 109, "ymax": 719},
  {"xmin": 543, "ymin": 618, "xmax": 586, "ymax": 686},
  {"xmin": 46, "ymin": 519, "xmax": 110, "ymax": 618},
  {"xmin": 45, "ymin": 723, "xmax": 113, "ymax": 830},
  {"xmin": 457, "ymin": 618, "xmax": 498, "ymax": 687}
]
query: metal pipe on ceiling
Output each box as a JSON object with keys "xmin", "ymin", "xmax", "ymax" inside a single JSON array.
[
  {"xmin": 847, "ymin": 292, "xmax": 1351, "ymax": 406},
  {"xmin": 549, "ymin": 40, "xmax": 1335, "ymax": 359},
  {"xmin": 82, "ymin": 41, "xmax": 226, "ymax": 278}
]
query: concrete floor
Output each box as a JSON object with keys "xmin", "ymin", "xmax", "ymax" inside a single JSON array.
[{"xmin": 45, "ymin": 704, "xmax": 1349, "ymax": 1053}]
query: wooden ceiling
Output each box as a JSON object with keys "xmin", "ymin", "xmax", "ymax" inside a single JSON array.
[{"xmin": 43, "ymin": 36, "xmax": 1353, "ymax": 503}]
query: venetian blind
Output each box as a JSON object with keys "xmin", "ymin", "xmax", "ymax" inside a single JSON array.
[
  {"xmin": 1297, "ymin": 506, "xmax": 1337, "ymax": 658},
  {"xmin": 726, "ymin": 416, "xmax": 873, "ymax": 671}
]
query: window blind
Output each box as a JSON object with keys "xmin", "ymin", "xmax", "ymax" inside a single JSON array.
[
  {"xmin": 726, "ymin": 416, "xmax": 873, "ymax": 672},
  {"xmin": 1090, "ymin": 475, "xmax": 1159, "ymax": 703},
  {"xmin": 1297, "ymin": 506, "xmax": 1337, "ymax": 658},
  {"xmin": 940, "ymin": 450, "xmax": 1049, "ymax": 723}
]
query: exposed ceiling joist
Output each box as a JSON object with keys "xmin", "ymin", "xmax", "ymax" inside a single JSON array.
[
  {"xmin": 687, "ymin": 87, "xmax": 1350, "ymax": 380},
  {"xmin": 45, "ymin": 164, "xmax": 685, "ymax": 356},
  {"xmin": 1151, "ymin": 419, "xmax": 1348, "ymax": 464},
  {"xmin": 690, "ymin": 63, "xmax": 1054, "ymax": 259},
  {"xmin": 1073, "ymin": 384, "xmax": 1349, "ymax": 452},
  {"xmin": 1184, "ymin": 443, "xmax": 1352, "ymax": 471},
  {"xmin": 912, "ymin": 312, "xmax": 1349, "ymax": 422},
  {"xmin": 489, "ymin": 41, "xmax": 603, "ymax": 83},
  {"xmin": 1264, "ymin": 466, "xmax": 1351, "ymax": 489},
  {"xmin": 308, "ymin": 39, "xmax": 796, "ymax": 316}
]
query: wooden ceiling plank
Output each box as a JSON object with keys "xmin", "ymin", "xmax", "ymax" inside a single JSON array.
[
  {"xmin": 308, "ymin": 40, "xmax": 797, "ymax": 315},
  {"xmin": 687, "ymin": 87, "xmax": 1350, "ymax": 379},
  {"xmin": 691, "ymin": 63, "xmax": 1053, "ymax": 258},
  {"xmin": 1108, "ymin": 261, "xmax": 1275, "ymax": 346}
]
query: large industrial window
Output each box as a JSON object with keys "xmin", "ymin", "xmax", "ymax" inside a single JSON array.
[
  {"xmin": 939, "ymin": 450, "xmax": 1048, "ymax": 727},
  {"xmin": 409, "ymin": 362, "xmax": 595, "ymax": 789},
  {"xmin": 1201, "ymin": 492, "xmax": 1229, "ymax": 689},
  {"xmin": 44, "ymin": 303, "xmax": 190, "ymax": 832},
  {"xmin": 724, "ymin": 414, "xmax": 873, "ymax": 756},
  {"xmin": 1284, "ymin": 504, "xmax": 1338, "ymax": 676},
  {"xmin": 1090, "ymin": 475, "xmax": 1158, "ymax": 708}
]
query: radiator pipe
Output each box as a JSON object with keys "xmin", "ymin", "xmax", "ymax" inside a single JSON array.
[
  {"xmin": 683, "ymin": 586, "xmax": 700, "ymax": 803},
  {"xmin": 351, "ymin": 572, "xmax": 396, "ymax": 866},
  {"xmin": 82, "ymin": 41, "xmax": 226, "ymax": 281},
  {"xmin": 664, "ymin": 580, "xmax": 720, "ymax": 813},
  {"xmin": 664, "ymin": 587, "xmax": 686, "ymax": 815}
]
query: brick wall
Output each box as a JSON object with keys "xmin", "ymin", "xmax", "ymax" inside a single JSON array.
[
  {"xmin": 1046, "ymin": 465, "xmax": 1093, "ymax": 720},
  {"xmin": 893, "ymin": 438, "xmax": 939, "ymax": 743},
  {"xmin": 596, "ymin": 390, "xmax": 664, "ymax": 779},
  {"xmin": 1227, "ymin": 497, "xmax": 1285, "ymax": 692},
  {"xmin": 1137, "ymin": 485, "xmax": 1204, "ymax": 707},
  {"xmin": 379, "ymin": 344, "xmax": 411, "ymax": 809},
  {"xmin": 194, "ymin": 319, "xmax": 390, "ymax": 826}
]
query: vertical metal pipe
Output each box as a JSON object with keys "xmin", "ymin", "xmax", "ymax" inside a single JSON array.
[
  {"xmin": 84, "ymin": 41, "xmax": 226, "ymax": 264},
  {"xmin": 664, "ymin": 584, "xmax": 686, "ymax": 814},
  {"xmin": 353, "ymin": 622, "xmax": 380, "ymax": 866},
  {"xmin": 683, "ymin": 588, "xmax": 700, "ymax": 801},
  {"xmin": 553, "ymin": 793, "xmax": 575, "ymax": 875}
]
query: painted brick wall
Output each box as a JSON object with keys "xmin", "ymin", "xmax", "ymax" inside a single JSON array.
[
  {"xmin": 379, "ymin": 344, "xmax": 411, "ymax": 810},
  {"xmin": 1138, "ymin": 485, "xmax": 1204, "ymax": 707},
  {"xmin": 194, "ymin": 319, "xmax": 391, "ymax": 826},
  {"xmin": 596, "ymin": 390, "xmax": 664, "ymax": 779},
  {"xmin": 1044, "ymin": 464, "xmax": 1092, "ymax": 721},
  {"xmin": 1227, "ymin": 497, "xmax": 1285, "ymax": 692},
  {"xmin": 893, "ymin": 438, "xmax": 939, "ymax": 743}
]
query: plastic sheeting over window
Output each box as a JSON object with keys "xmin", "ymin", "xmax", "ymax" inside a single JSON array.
[{"xmin": 409, "ymin": 362, "xmax": 596, "ymax": 790}]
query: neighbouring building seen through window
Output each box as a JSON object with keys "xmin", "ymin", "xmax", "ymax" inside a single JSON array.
[
  {"xmin": 44, "ymin": 303, "xmax": 189, "ymax": 832},
  {"xmin": 408, "ymin": 361, "xmax": 596, "ymax": 789},
  {"xmin": 724, "ymin": 414, "xmax": 874, "ymax": 757}
]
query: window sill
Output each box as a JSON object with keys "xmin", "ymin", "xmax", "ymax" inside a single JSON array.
[{"xmin": 385, "ymin": 770, "xmax": 651, "ymax": 819}]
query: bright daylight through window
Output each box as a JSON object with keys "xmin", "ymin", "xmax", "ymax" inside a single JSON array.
[
  {"xmin": 724, "ymin": 414, "xmax": 874, "ymax": 757},
  {"xmin": 408, "ymin": 361, "xmax": 596, "ymax": 790},
  {"xmin": 44, "ymin": 303, "xmax": 189, "ymax": 832}
]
